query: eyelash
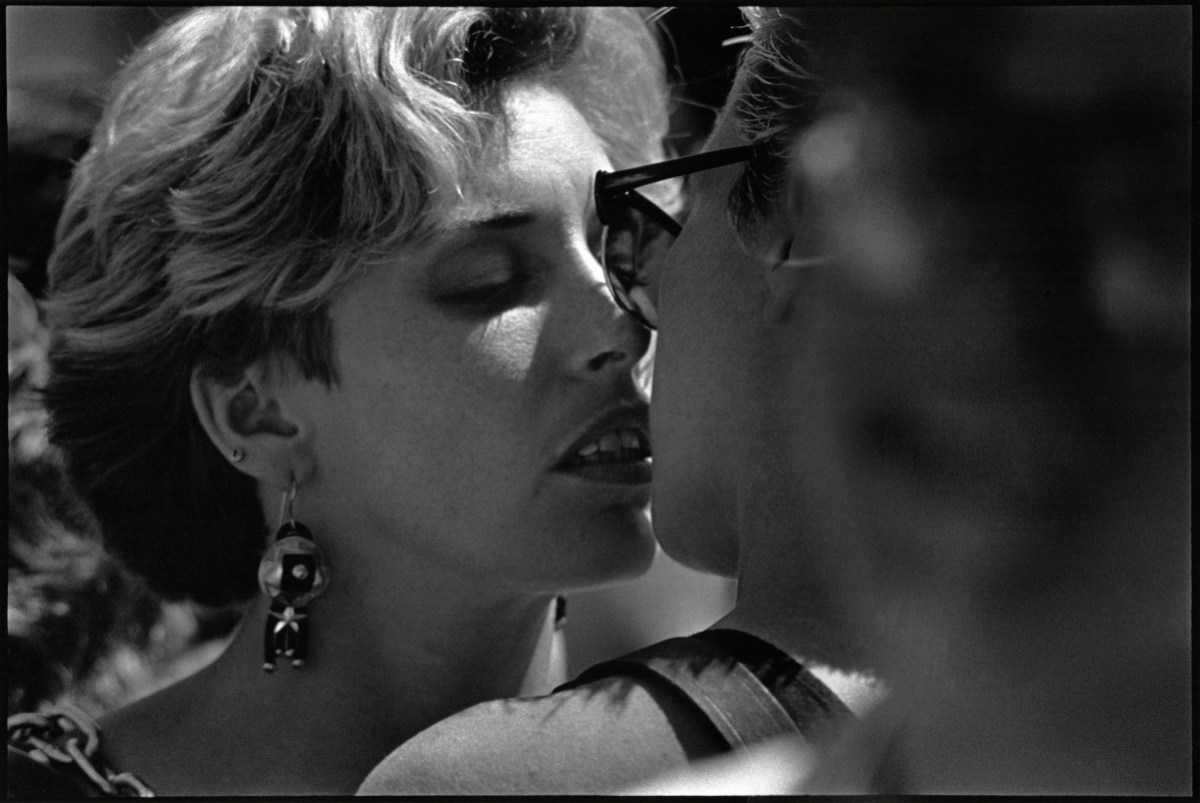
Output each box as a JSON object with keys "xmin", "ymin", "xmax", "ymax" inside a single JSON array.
[{"xmin": 438, "ymin": 272, "xmax": 536, "ymax": 315}]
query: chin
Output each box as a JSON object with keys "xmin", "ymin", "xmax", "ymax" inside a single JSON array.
[
  {"xmin": 660, "ymin": 540, "xmax": 738, "ymax": 579},
  {"xmin": 649, "ymin": 493, "xmax": 740, "ymax": 579},
  {"xmin": 654, "ymin": 523, "xmax": 738, "ymax": 579},
  {"xmin": 562, "ymin": 507, "xmax": 657, "ymax": 591}
]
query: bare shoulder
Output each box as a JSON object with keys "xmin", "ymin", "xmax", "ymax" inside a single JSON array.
[
  {"xmin": 357, "ymin": 674, "xmax": 727, "ymax": 795},
  {"xmin": 91, "ymin": 674, "xmax": 212, "ymax": 793}
]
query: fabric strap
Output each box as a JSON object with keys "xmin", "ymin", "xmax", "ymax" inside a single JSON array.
[
  {"xmin": 557, "ymin": 628, "xmax": 853, "ymax": 750},
  {"xmin": 695, "ymin": 629, "xmax": 854, "ymax": 743}
]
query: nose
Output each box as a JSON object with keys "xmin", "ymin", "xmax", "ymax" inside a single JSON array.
[{"xmin": 555, "ymin": 248, "xmax": 651, "ymax": 379}]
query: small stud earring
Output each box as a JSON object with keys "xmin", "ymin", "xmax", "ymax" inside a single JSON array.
[{"xmin": 231, "ymin": 448, "xmax": 246, "ymax": 463}]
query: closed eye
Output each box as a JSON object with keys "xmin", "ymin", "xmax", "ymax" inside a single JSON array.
[
  {"xmin": 430, "ymin": 244, "xmax": 540, "ymax": 317},
  {"xmin": 435, "ymin": 272, "xmax": 538, "ymax": 317}
]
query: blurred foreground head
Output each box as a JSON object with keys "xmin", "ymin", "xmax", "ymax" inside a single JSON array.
[
  {"xmin": 771, "ymin": 6, "xmax": 1189, "ymax": 792},
  {"xmin": 778, "ymin": 1, "xmax": 1189, "ymax": 658},
  {"xmin": 650, "ymin": 5, "xmax": 1187, "ymax": 792}
]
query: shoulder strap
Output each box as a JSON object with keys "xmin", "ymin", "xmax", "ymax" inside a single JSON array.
[
  {"xmin": 695, "ymin": 629, "xmax": 854, "ymax": 743},
  {"xmin": 557, "ymin": 630, "xmax": 850, "ymax": 750}
]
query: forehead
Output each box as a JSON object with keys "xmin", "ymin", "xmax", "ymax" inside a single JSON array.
[{"xmin": 450, "ymin": 83, "xmax": 605, "ymax": 222}]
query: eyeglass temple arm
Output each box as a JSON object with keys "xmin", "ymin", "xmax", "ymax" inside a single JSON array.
[{"xmin": 600, "ymin": 144, "xmax": 764, "ymax": 196}]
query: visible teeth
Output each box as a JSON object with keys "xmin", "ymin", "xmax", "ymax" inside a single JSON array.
[
  {"xmin": 598, "ymin": 432, "xmax": 622, "ymax": 452},
  {"xmin": 569, "ymin": 427, "xmax": 649, "ymax": 465}
]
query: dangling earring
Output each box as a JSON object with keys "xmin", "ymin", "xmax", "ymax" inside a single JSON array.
[
  {"xmin": 257, "ymin": 479, "xmax": 330, "ymax": 672},
  {"xmin": 554, "ymin": 595, "xmax": 567, "ymax": 632}
]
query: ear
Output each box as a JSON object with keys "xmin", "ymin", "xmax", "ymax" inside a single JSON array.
[
  {"xmin": 761, "ymin": 158, "xmax": 831, "ymax": 325},
  {"xmin": 763, "ymin": 251, "xmax": 833, "ymax": 325},
  {"xmin": 761, "ymin": 213, "xmax": 830, "ymax": 326},
  {"xmin": 190, "ymin": 361, "xmax": 315, "ymax": 489}
]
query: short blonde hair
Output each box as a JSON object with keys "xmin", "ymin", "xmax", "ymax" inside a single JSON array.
[
  {"xmin": 725, "ymin": 7, "xmax": 821, "ymax": 241},
  {"xmin": 44, "ymin": 7, "xmax": 670, "ymax": 606}
]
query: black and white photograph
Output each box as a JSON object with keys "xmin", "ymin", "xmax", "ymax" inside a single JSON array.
[{"xmin": 7, "ymin": 5, "xmax": 1190, "ymax": 796}]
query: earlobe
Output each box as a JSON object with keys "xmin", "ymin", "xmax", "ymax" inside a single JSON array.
[
  {"xmin": 763, "ymin": 252, "xmax": 824, "ymax": 325},
  {"xmin": 762, "ymin": 168, "xmax": 826, "ymax": 325},
  {"xmin": 189, "ymin": 365, "xmax": 308, "ymax": 486}
]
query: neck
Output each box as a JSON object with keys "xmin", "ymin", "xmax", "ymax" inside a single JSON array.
[
  {"xmin": 104, "ymin": 546, "xmax": 563, "ymax": 795},
  {"xmin": 712, "ymin": 465, "xmax": 886, "ymax": 717},
  {"xmin": 715, "ymin": 355, "xmax": 883, "ymax": 679}
]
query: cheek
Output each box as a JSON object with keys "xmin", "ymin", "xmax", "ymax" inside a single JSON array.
[
  {"xmin": 655, "ymin": 196, "xmax": 765, "ymax": 433},
  {"xmin": 661, "ymin": 202, "xmax": 744, "ymax": 337},
  {"xmin": 422, "ymin": 309, "xmax": 549, "ymax": 499},
  {"xmin": 466, "ymin": 307, "xmax": 543, "ymax": 383},
  {"xmin": 329, "ymin": 305, "xmax": 545, "ymax": 480}
]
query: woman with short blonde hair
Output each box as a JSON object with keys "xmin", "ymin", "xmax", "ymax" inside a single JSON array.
[{"xmin": 9, "ymin": 7, "xmax": 670, "ymax": 794}]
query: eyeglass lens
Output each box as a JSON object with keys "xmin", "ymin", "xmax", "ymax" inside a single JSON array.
[
  {"xmin": 598, "ymin": 145, "xmax": 761, "ymax": 331},
  {"xmin": 600, "ymin": 197, "xmax": 675, "ymax": 330}
]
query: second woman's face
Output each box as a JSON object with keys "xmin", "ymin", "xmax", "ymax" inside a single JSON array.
[{"xmin": 296, "ymin": 84, "xmax": 656, "ymax": 591}]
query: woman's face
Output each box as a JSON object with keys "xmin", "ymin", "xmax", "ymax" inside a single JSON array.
[{"xmin": 291, "ymin": 84, "xmax": 656, "ymax": 591}]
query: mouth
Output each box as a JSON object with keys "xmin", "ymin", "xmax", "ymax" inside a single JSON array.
[{"xmin": 553, "ymin": 405, "xmax": 652, "ymax": 485}]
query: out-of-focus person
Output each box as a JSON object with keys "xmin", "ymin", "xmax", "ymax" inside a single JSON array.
[
  {"xmin": 781, "ymin": 6, "xmax": 1189, "ymax": 793},
  {"xmin": 630, "ymin": 5, "xmax": 1191, "ymax": 794}
]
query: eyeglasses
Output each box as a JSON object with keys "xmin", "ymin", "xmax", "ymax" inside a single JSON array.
[{"xmin": 594, "ymin": 144, "xmax": 763, "ymax": 330}]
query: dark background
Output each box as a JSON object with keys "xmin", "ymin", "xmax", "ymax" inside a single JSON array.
[{"xmin": 659, "ymin": 5, "xmax": 748, "ymax": 152}]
